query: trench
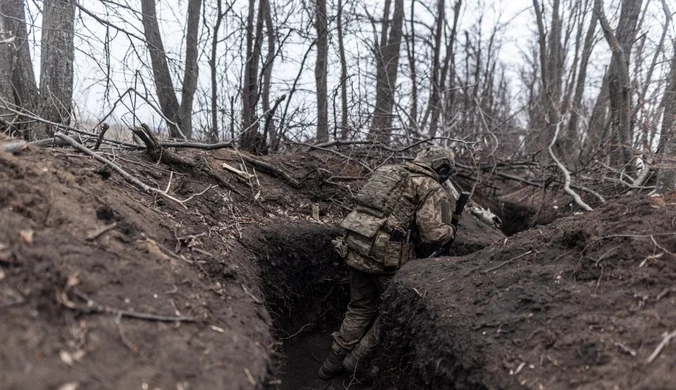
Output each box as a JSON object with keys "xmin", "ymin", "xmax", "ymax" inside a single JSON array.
[
  {"xmin": 244, "ymin": 219, "xmax": 504, "ymax": 389},
  {"xmin": 242, "ymin": 221, "xmax": 376, "ymax": 389}
]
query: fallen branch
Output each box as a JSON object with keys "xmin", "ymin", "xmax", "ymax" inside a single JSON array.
[
  {"xmin": 59, "ymin": 289, "xmax": 196, "ymax": 322},
  {"xmin": 288, "ymin": 141, "xmax": 374, "ymax": 173},
  {"xmin": 646, "ymin": 329, "xmax": 676, "ymax": 364},
  {"xmin": 549, "ymin": 122, "xmax": 593, "ymax": 211},
  {"xmin": 483, "ymin": 250, "xmax": 534, "ymax": 273},
  {"xmin": 131, "ymin": 125, "xmax": 245, "ymax": 198},
  {"xmin": 160, "ymin": 140, "xmax": 235, "ymax": 150},
  {"xmin": 239, "ymin": 154, "xmax": 301, "ymax": 188},
  {"xmin": 86, "ymin": 222, "xmax": 117, "ymax": 241},
  {"xmin": 222, "ymin": 162, "xmax": 254, "ymax": 180},
  {"xmin": 56, "ymin": 133, "xmax": 189, "ymax": 208}
]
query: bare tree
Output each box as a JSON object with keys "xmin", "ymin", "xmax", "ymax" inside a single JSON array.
[
  {"xmin": 370, "ymin": 0, "xmax": 404, "ymax": 143},
  {"xmin": 567, "ymin": 0, "xmax": 596, "ymax": 154},
  {"xmin": 427, "ymin": 0, "xmax": 445, "ymax": 138},
  {"xmin": 314, "ymin": 0, "xmax": 329, "ymax": 143},
  {"xmin": 655, "ymin": 39, "xmax": 676, "ymax": 194},
  {"xmin": 180, "ymin": 0, "xmax": 203, "ymax": 140},
  {"xmin": 39, "ymin": 0, "xmax": 76, "ymax": 139},
  {"xmin": 208, "ymin": 0, "xmax": 226, "ymax": 143},
  {"xmin": 337, "ymin": 0, "xmax": 349, "ymax": 139},
  {"xmin": 404, "ymin": 0, "xmax": 418, "ymax": 133},
  {"xmin": 261, "ymin": 0, "xmax": 277, "ymax": 148},
  {"xmin": 0, "ymin": 0, "xmax": 39, "ymax": 138},
  {"xmin": 587, "ymin": 0, "xmax": 642, "ymax": 160},
  {"xmin": 240, "ymin": 0, "xmax": 265, "ymax": 153},
  {"xmin": 531, "ymin": 0, "xmax": 564, "ymax": 155},
  {"xmin": 141, "ymin": 0, "xmax": 202, "ymax": 139},
  {"xmin": 594, "ymin": 0, "xmax": 642, "ymax": 171}
]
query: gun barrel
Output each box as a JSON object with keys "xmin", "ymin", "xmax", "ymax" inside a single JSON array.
[{"xmin": 451, "ymin": 192, "xmax": 471, "ymax": 227}]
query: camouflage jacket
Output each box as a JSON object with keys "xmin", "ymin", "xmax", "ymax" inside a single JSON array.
[{"xmin": 337, "ymin": 162, "xmax": 456, "ymax": 274}]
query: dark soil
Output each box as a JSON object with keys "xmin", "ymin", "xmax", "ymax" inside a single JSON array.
[
  {"xmin": 3, "ymin": 136, "xmax": 675, "ymax": 390},
  {"xmin": 376, "ymin": 195, "xmax": 676, "ymax": 389},
  {"xmin": 241, "ymin": 221, "xmax": 372, "ymax": 390},
  {"xmin": 0, "ymin": 143, "xmax": 363, "ymax": 389}
]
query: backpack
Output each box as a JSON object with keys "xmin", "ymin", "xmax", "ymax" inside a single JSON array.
[
  {"xmin": 338, "ymin": 165, "xmax": 414, "ymax": 268},
  {"xmin": 354, "ymin": 165, "xmax": 410, "ymax": 218}
]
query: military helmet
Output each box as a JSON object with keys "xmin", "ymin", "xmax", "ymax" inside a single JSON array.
[{"xmin": 413, "ymin": 146, "xmax": 456, "ymax": 182}]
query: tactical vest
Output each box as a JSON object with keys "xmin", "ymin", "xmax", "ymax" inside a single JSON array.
[{"xmin": 337, "ymin": 165, "xmax": 418, "ymax": 270}]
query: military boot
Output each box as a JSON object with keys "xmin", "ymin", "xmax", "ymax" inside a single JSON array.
[
  {"xmin": 343, "ymin": 352, "xmax": 379, "ymax": 382},
  {"xmin": 318, "ymin": 344, "xmax": 348, "ymax": 380}
]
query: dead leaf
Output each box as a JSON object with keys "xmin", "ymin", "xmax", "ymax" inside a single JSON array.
[
  {"xmin": 144, "ymin": 238, "xmax": 172, "ymax": 261},
  {"xmin": 0, "ymin": 269, "xmax": 5, "ymax": 281},
  {"xmin": 71, "ymin": 349, "xmax": 86, "ymax": 362},
  {"xmin": 66, "ymin": 274, "xmax": 80, "ymax": 289},
  {"xmin": 57, "ymin": 382, "xmax": 80, "ymax": 390},
  {"xmin": 19, "ymin": 230, "xmax": 34, "ymax": 245},
  {"xmin": 60, "ymin": 350, "xmax": 74, "ymax": 366}
]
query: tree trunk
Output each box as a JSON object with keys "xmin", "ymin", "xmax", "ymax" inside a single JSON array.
[
  {"xmin": 588, "ymin": 0, "xmax": 642, "ymax": 159},
  {"xmin": 314, "ymin": 0, "xmax": 329, "ymax": 143},
  {"xmin": 261, "ymin": 0, "xmax": 277, "ymax": 149},
  {"xmin": 594, "ymin": 0, "xmax": 641, "ymax": 172},
  {"xmin": 370, "ymin": 0, "xmax": 404, "ymax": 143},
  {"xmin": 240, "ymin": 0, "xmax": 265, "ymax": 153},
  {"xmin": 531, "ymin": 0, "xmax": 564, "ymax": 155},
  {"xmin": 404, "ymin": 0, "xmax": 417, "ymax": 134},
  {"xmin": 39, "ymin": 0, "xmax": 75, "ymax": 139},
  {"xmin": 0, "ymin": 0, "xmax": 39, "ymax": 139},
  {"xmin": 567, "ymin": 3, "xmax": 596, "ymax": 152},
  {"xmin": 635, "ymin": 0, "xmax": 670, "ymax": 147},
  {"xmin": 140, "ymin": 0, "xmax": 182, "ymax": 138},
  {"xmin": 427, "ymin": 0, "xmax": 445, "ymax": 138},
  {"xmin": 0, "ymin": 29, "xmax": 13, "ymax": 128},
  {"xmin": 209, "ymin": 0, "xmax": 224, "ymax": 143},
  {"xmin": 442, "ymin": 0, "xmax": 462, "ymax": 132},
  {"xmin": 655, "ymin": 39, "xmax": 676, "ymax": 194},
  {"xmin": 178, "ymin": 0, "xmax": 203, "ymax": 140},
  {"xmin": 337, "ymin": 0, "xmax": 349, "ymax": 139}
]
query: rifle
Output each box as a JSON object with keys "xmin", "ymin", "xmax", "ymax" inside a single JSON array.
[{"xmin": 428, "ymin": 191, "xmax": 470, "ymax": 258}]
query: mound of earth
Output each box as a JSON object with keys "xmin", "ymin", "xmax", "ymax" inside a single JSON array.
[
  {"xmin": 0, "ymin": 143, "xmax": 362, "ymax": 389},
  {"xmin": 376, "ymin": 195, "xmax": 676, "ymax": 389}
]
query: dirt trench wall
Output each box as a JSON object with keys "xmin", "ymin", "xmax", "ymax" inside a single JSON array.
[
  {"xmin": 0, "ymin": 148, "xmax": 274, "ymax": 390},
  {"xmin": 377, "ymin": 280, "xmax": 490, "ymax": 390},
  {"xmin": 376, "ymin": 196, "xmax": 676, "ymax": 390},
  {"xmin": 239, "ymin": 221, "xmax": 347, "ymax": 335}
]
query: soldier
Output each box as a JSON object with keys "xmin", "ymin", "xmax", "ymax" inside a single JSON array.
[{"xmin": 318, "ymin": 146, "xmax": 458, "ymax": 381}]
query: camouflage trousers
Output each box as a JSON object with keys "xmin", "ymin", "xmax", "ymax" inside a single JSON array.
[{"xmin": 332, "ymin": 267, "xmax": 393, "ymax": 361}]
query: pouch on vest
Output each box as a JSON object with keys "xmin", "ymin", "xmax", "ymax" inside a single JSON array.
[
  {"xmin": 371, "ymin": 230, "xmax": 412, "ymax": 268},
  {"xmin": 332, "ymin": 237, "xmax": 349, "ymax": 258},
  {"xmin": 340, "ymin": 209, "xmax": 387, "ymax": 258}
]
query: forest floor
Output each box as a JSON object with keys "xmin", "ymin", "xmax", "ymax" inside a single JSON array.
[{"xmin": 0, "ymin": 135, "xmax": 674, "ymax": 390}]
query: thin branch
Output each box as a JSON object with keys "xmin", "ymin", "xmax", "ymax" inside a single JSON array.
[
  {"xmin": 646, "ymin": 329, "xmax": 676, "ymax": 364},
  {"xmin": 549, "ymin": 121, "xmax": 593, "ymax": 211},
  {"xmin": 59, "ymin": 289, "xmax": 196, "ymax": 322}
]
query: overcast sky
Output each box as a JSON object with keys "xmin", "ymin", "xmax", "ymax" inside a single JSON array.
[{"xmin": 21, "ymin": 0, "xmax": 674, "ymax": 139}]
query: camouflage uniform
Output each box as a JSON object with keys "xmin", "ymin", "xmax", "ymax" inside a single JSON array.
[{"xmin": 330, "ymin": 148, "xmax": 457, "ymax": 367}]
